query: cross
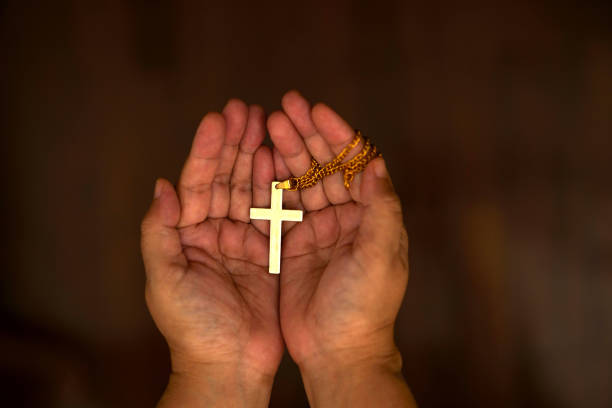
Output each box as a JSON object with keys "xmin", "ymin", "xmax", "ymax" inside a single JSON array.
[{"xmin": 250, "ymin": 182, "xmax": 303, "ymax": 274}]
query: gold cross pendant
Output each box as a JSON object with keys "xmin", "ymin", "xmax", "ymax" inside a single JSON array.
[{"xmin": 249, "ymin": 182, "xmax": 303, "ymax": 274}]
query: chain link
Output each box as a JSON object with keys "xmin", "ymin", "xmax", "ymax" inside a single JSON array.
[{"xmin": 276, "ymin": 130, "xmax": 381, "ymax": 191}]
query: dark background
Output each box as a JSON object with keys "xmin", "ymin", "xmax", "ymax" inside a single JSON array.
[{"xmin": 1, "ymin": 1, "xmax": 611, "ymax": 407}]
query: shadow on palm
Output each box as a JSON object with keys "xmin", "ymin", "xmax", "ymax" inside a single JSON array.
[{"xmin": 167, "ymin": 217, "xmax": 279, "ymax": 367}]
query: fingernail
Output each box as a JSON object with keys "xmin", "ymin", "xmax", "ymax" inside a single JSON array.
[
  {"xmin": 154, "ymin": 179, "xmax": 162, "ymax": 198},
  {"xmin": 374, "ymin": 159, "xmax": 388, "ymax": 178}
]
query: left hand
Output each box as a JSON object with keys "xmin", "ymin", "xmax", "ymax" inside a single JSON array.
[{"xmin": 267, "ymin": 91, "xmax": 412, "ymax": 406}]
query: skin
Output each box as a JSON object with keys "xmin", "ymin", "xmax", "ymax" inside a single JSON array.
[{"xmin": 141, "ymin": 91, "xmax": 416, "ymax": 407}]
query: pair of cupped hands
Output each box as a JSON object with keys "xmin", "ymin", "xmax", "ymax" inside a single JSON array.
[{"xmin": 141, "ymin": 91, "xmax": 412, "ymax": 407}]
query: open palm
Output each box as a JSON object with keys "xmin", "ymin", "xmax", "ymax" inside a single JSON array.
[
  {"xmin": 267, "ymin": 91, "xmax": 409, "ymax": 368},
  {"xmin": 141, "ymin": 100, "xmax": 284, "ymax": 377}
]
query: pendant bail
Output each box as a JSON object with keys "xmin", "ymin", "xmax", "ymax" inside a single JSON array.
[{"xmin": 275, "ymin": 178, "xmax": 298, "ymax": 191}]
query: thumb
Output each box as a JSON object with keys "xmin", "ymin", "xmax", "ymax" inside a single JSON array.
[
  {"xmin": 140, "ymin": 178, "xmax": 186, "ymax": 281},
  {"xmin": 355, "ymin": 158, "xmax": 408, "ymax": 266}
]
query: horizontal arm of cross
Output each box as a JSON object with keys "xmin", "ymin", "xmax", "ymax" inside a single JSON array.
[
  {"xmin": 249, "ymin": 208, "xmax": 303, "ymax": 222},
  {"xmin": 279, "ymin": 209, "xmax": 302, "ymax": 222}
]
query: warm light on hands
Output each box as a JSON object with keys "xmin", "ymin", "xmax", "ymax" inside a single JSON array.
[{"xmin": 141, "ymin": 92, "xmax": 416, "ymax": 407}]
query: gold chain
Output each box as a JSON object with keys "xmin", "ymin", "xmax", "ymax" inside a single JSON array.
[{"xmin": 276, "ymin": 130, "xmax": 381, "ymax": 191}]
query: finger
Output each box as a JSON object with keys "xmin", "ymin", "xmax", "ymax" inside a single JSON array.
[
  {"xmin": 177, "ymin": 112, "xmax": 225, "ymax": 227},
  {"xmin": 311, "ymin": 102, "xmax": 365, "ymax": 202},
  {"xmin": 208, "ymin": 99, "xmax": 249, "ymax": 218},
  {"xmin": 273, "ymin": 147, "xmax": 303, "ymax": 212},
  {"xmin": 273, "ymin": 148, "xmax": 303, "ymax": 234},
  {"xmin": 354, "ymin": 158, "xmax": 408, "ymax": 272},
  {"xmin": 229, "ymin": 105, "xmax": 266, "ymax": 222},
  {"xmin": 281, "ymin": 90, "xmax": 351, "ymax": 204},
  {"xmin": 267, "ymin": 111, "xmax": 329, "ymax": 211},
  {"xmin": 141, "ymin": 179, "xmax": 187, "ymax": 282},
  {"xmin": 251, "ymin": 145, "xmax": 274, "ymax": 235}
]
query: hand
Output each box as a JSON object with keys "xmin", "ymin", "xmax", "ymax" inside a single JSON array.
[
  {"xmin": 269, "ymin": 91, "xmax": 414, "ymax": 406},
  {"xmin": 140, "ymin": 100, "xmax": 283, "ymax": 407}
]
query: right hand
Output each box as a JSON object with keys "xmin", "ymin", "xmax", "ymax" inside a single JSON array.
[{"xmin": 140, "ymin": 100, "xmax": 284, "ymax": 406}]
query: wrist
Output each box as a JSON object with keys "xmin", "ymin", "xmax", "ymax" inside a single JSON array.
[
  {"xmin": 299, "ymin": 343, "xmax": 403, "ymax": 385},
  {"xmin": 298, "ymin": 343, "xmax": 415, "ymax": 408},
  {"xmin": 157, "ymin": 354, "xmax": 276, "ymax": 408},
  {"xmin": 295, "ymin": 323, "xmax": 401, "ymax": 375}
]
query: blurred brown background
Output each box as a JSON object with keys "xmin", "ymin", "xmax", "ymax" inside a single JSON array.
[{"xmin": 1, "ymin": 0, "xmax": 611, "ymax": 407}]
